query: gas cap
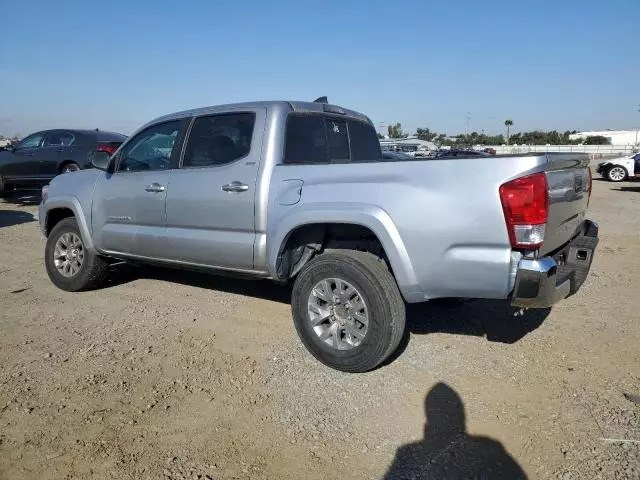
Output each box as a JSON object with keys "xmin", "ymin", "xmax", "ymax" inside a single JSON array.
[{"xmin": 278, "ymin": 179, "xmax": 303, "ymax": 206}]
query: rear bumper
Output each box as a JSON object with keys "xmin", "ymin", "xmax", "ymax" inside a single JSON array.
[{"xmin": 511, "ymin": 220, "xmax": 599, "ymax": 308}]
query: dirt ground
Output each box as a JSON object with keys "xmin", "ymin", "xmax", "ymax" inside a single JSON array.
[{"xmin": 0, "ymin": 176, "xmax": 638, "ymax": 480}]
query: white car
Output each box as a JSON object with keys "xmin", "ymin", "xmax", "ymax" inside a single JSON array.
[{"xmin": 596, "ymin": 152, "xmax": 640, "ymax": 182}]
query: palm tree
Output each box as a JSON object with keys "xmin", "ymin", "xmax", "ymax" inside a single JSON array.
[{"xmin": 504, "ymin": 120, "xmax": 513, "ymax": 145}]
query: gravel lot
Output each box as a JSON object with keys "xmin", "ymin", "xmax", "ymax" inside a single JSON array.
[{"xmin": 0, "ymin": 177, "xmax": 639, "ymax": 480}]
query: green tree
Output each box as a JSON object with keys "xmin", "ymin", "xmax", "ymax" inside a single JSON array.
[
  {"xmin": 415, "ymin": 128, "xmax": 437, "ymax": 142},
  {"xmin": 504, "ymin": 119, "xmax": 513, "ymax": 145},
  {"xmin": 377, "ymin": 132, "xmax": 385, "ymax": 139},
  {"xmin": 387, "ymin": 123, "xmax": 408, "ymax": 139},
  {"xmin": 584, "ymin": 135, "xmax": 610, "ymax": 145}
]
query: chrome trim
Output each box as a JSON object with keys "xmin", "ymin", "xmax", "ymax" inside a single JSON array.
[
  {"xmin": 511, "ymin": 257, "xmax": 567, "ymax": 308},
  {"xmin": 511, "ymin": 219, "xmax": 598, "ymax": 308}
]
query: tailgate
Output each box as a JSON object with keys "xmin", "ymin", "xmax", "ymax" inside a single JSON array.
[{"xmin": 541, "ymin": 153, "xmax": 591, "ymax": 255}]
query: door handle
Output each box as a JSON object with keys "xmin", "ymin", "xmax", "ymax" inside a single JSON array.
[
  {"xmin": 222, "ymin": 181, "xmax": 249, "ymax": 193},
  {"xmin": 25, "ymin": 152, "xmax": 35, "ymax": 156},
  {"xmin": 145, "ymin": 183, "xmax": 166, "ymax": 193}
]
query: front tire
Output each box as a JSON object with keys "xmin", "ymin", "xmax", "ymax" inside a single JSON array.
[
  {"xmin": 607, "ymin": 165, "xmax": 627, "ymax": 182},
  {"xmin": 45, "ymin": 217, "xmax": 108, "ymax": 291},
  {"xmin": 0, "ymin": 176, "xmax": 11, "ymax": 198},
  {"xmin": 291, "ymin": 250, "xmax": 406, "ymax": 373}
]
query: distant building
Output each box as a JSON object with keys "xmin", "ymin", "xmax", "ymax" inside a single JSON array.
[
  {"xmin": 569, "ymin": 130, "xmax": 639, "ymax": 146},
  {"xmin": 379, "ymin": 137, "xmax": 436, "ymax": 153}
]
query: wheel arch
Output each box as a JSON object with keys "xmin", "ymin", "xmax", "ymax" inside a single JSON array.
[
  {"xmin": 58, "ymin": 160, "xmax": 79, "ymax": 173},
  {"xmin": 268, "ymin": 204, "xmax": 419, "ymax": 299},
  {"xmin": 43, "ymin": 196, "xmax": 96, "ymax": 252}
]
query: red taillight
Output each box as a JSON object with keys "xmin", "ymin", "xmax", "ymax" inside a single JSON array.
[
  {"xmin": 96, "ymin": 144, "xmax": 117, "ymax": 155},
  {"xmin": 499, "ymin": 172, "xmax": 548, "ymax": 248}
]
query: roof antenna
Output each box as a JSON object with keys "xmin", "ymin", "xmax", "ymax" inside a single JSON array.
[{"xmin": 313, "ymin": 96, "xmax": 328, "ymax": 104}]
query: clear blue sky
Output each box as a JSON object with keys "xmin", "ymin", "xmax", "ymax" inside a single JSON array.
[{"xmin": 0, "ymin": 0, "xmax": 638, "ymax": 137}]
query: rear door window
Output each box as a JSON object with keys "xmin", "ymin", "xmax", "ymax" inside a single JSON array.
[
  {"xmin": 44, "ymin": 131, "xmax": 75, "ymax": 147},
  {"xmin": 182, "ymin": 113, "xmax": 256, "ymax": 168}
]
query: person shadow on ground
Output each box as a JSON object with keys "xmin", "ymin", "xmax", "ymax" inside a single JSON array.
[{"xmin": 384, "ymin": 383, "xmax": 527, "ymax": 480}]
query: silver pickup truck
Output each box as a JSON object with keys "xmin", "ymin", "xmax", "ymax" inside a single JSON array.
[{"xmin": 39, "ymin": 100, "xmax": 599, "ymax": 372}]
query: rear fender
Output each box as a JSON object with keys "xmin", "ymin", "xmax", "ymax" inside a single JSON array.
[{"xmin": 268, "ymin": 203, "xmax": 421, "ymax": 300}]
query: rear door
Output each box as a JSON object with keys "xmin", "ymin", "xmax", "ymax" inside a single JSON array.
[
  {"xmin": 92, "ymin": 120, "xmax": 186, "ymax": 258},
  {"xmin": 41, "ymin": 130, "xmax": 76, "ymax": 177},
  {"xmin": 164, "ymin": 109, "xmax": 265, "ymax": 270}
]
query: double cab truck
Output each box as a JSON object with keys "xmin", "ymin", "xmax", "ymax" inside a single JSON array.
[{"xmin": 39, "ymin": 100, "xmax": 599, "ymax": 372}]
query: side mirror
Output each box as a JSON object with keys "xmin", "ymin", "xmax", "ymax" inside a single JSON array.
[{"xmin": 90, "ymin": 151, "xmax": 111, "ymax": 171}]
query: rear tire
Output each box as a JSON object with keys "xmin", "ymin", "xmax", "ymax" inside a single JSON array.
[
  {"xmin": 45, "ymin": 217, "xmax": 108, "ymax": 291},
  {"xmin": 607, "ymin": 165, "xmax": 627, "ymax": 182},
  {"xmin": 291, "ymin": 250, "xmax": 406, "ymax": 373}
]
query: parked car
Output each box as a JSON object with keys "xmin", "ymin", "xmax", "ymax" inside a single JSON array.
[
  {"xmin": 39, "ymin": 100, "xmax": 598, "ymax": 372},
  {"xmin": 413, "ymin": 149, "xmax": 433, "ymax": 158},
  {"xmin": 596, "ymin": 152, "xmax": 640, "ymax": 182},
  {"xmin": 382, "ymin": 151, "xmax": 413, "ymax": 161},
  {"xmin": 435, "ymin": 149, "xmax": 490, "ymax": 158},
  {"xmin": 0, "ymin": 129, "xmax": 126, "ymax": 195},
  {"xmin": 483, "ymin": 147, "xmax": 497, "ymax": 155}
]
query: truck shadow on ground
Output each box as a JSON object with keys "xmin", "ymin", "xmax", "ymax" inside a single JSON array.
[
  {"xmin": 614, "ymin": 186, "xmax": 640, "ymax": 193},
  {"xmin": 105, "ymin": 264, "xmax": 549, "ymax": 347},
  {"xmin": 0, "ymin": 192, "xmax": 42, "ymax": 206},
  {"xmin": 383, "ymin": 382, "xmax": 527, "ymax": 480},
  {"xmin": 0, "ymin": 209, "xmax": 36, "ymax": 228}
]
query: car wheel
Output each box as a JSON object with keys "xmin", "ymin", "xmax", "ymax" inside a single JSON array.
[
  {"xmin": 61, "ymin": 163, "xmax": 80, "ymax": 174},
  {"xmin": 291, "ymin": 250, "xmax": 406, "ymax": 373},
  {"xmin": 607, "ymin": 166, "xmax": 627, "ymax": 182},
  {"xmin": 45, "ymin": 217, "xmax": 108, "ymax": 292}
]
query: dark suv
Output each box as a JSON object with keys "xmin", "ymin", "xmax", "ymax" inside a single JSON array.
[{"xmin": 0, "ymin": 129, "xmax": 126, "ymax": 195}]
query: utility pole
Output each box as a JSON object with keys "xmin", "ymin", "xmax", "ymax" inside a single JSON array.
[
  {"xmin": 465, "ymin": 112, "xmax": 471, "ymax": 138},
  {"xmin": 636, "ymin": 104, "xmax": 639, "ymax": 146}
]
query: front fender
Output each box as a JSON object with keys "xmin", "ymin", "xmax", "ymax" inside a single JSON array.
[
  {"xmin": 267, "ymin": 202, "xmax": 422, "ymax": 300},
  {"xmin": 41, "ymin": 196, "xmax": 96, "ymax": 253}
]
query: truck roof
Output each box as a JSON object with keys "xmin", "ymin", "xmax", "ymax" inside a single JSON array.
[{"xmin": 146, "ymin": 100, "xmax": 372, "ymax": 129}]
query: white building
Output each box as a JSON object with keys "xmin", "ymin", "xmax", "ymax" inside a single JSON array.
[{"xmin": 569, "ymin": 130, "xmax": 639, "ymax": 146}]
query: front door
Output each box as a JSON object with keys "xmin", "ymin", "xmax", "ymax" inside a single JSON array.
[
  {"xmin": 92, "ymin": 120, "xmax": 185, "ymax": 258},
  {"xmin": 3, "ymin": 132, "xmax": 45, "ymax": 183},
  {"xmin": 165, "ymin": 110, "xmax": 265, "ymax": 270}
]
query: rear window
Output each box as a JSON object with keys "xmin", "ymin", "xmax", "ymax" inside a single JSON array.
[
  {"xmin": 348, "ymin": 120, "xmax": 382, "ymax": 161},
  {"xmin": 284, "ymin": 114, "xmax": 381, "ymax": 164}
]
